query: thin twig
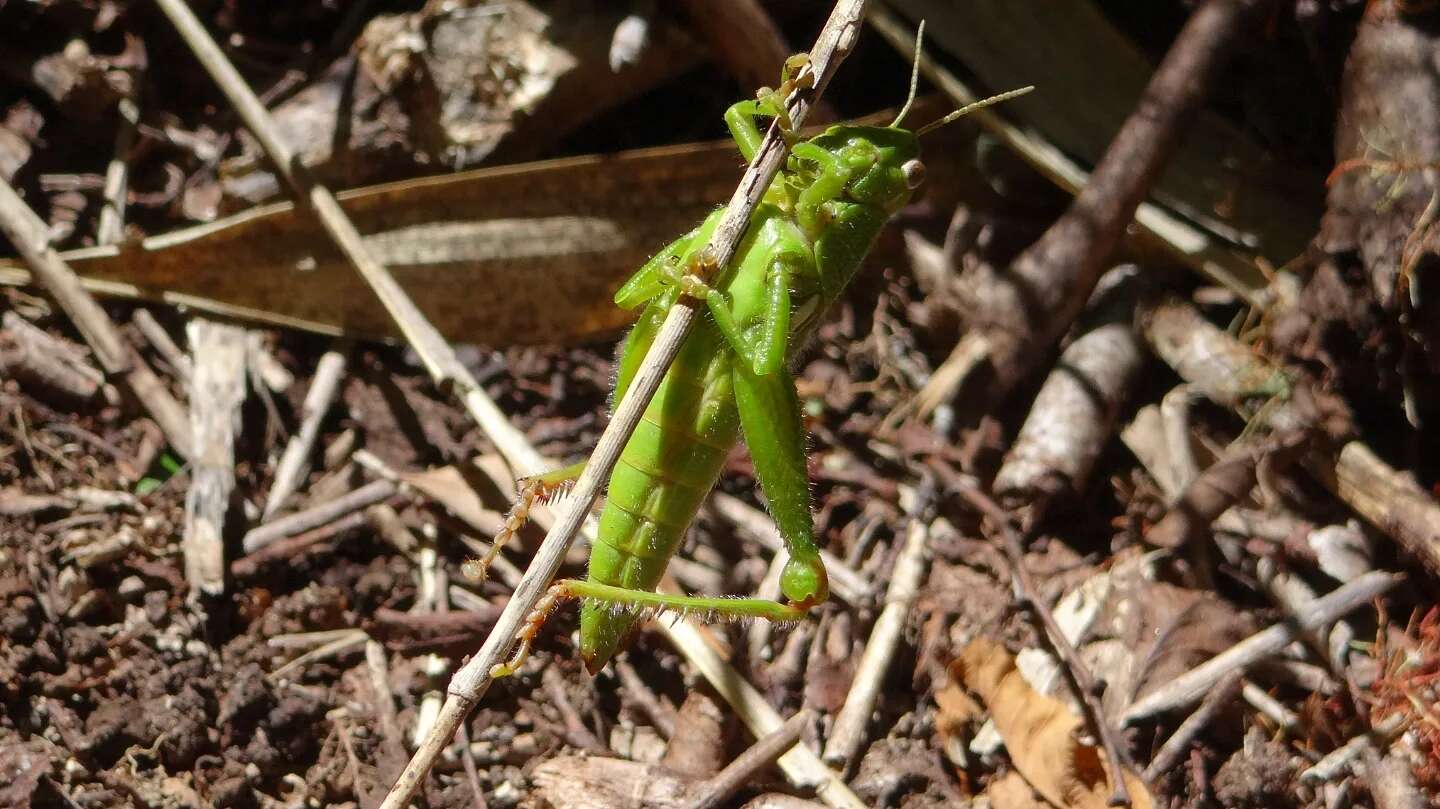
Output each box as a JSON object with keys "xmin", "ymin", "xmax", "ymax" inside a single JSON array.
[
  {"xmin": 241, "ymin": 478, "xmax": 398, "ymax": 553},
  {"xmin": 658, "ymin": 619, "xmax": 865, "ymax": 809},
  {"xmin": 150, "ymin": 0, "xmax": 541, "ymax": 475},
  {"xmin": 0, "ymin": 177, "xmax": 194, "ymax": 460},
  {"xmin": 98, "ymin": 94, "xmax": 139, "ymax": 246},
  {"xmin": 263, "ymin": 347, "xmax": 348, "ymax": 520},
  {"xmin": 230, "ymin": 509, "xmax": 370, "ymax": 577},
  {"xmin": 1142, "ymin": 672, "xmax": 1241, "ymax": 782},
  {"xmin": 823, "ymin": 483, "xmax": 933, "ymax": 769},
  {"xmin": 131, "ymin": 308, "xmax": 192, "ymax": 384},
  {"xmin": 953, "ymin": 481, "xmax": 1133, "ymax": 807},
  {"xmin": 376, "ymin": 5, "xmax": 868, "ymax": 808},
  {"xmin": 688, "ymin": 710, "xmax": 810, "ymax": 809},
  {"xmin": 1121, "ymin": 570, "xmax": 1402, "ymax": 723}
]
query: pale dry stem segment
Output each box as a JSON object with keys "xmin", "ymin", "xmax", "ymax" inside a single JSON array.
[
  {"xmin": 490, "ymin": 579, "xmax": 810, "ymax": 679},
  {"xmin": 461, "ymin": 463, "xmax": 584, "ymax": 584},
  {"xmin": 754, "ymin": 53, "xmax": 814, "ymax": 144}
]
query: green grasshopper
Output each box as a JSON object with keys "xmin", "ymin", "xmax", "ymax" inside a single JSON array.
[{"xmin": 471, "ymin": 36, "xmax": 1031, "ymax": 676}]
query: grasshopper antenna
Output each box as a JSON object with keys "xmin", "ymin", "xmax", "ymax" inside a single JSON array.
[
  {"xmin": 915, "ymin": 85, "xmax": 1035, "ymax": 137},
  {"xmin": 890, "ymin": 19, "xmax": 926, "ymax": 128}
]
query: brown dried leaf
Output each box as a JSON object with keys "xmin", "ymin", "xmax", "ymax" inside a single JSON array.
[
  {"xmin": 398, "ymin": 466, "xmax": 505, "ymax": 536},
  {"xmin": 934, "ymin": 678, "xmax": 982, "ymax": 753},
  {"xmin": 985, "ymin": 770, "xmax": 1050, "ymax": 809},
  {"xmin": 953, "ymin": 638, "xmax": 1153, "ymax": 809}
]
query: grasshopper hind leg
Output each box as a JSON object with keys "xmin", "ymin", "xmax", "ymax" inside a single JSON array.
[{"xmin": 492, "ymin": 579, "xmax": 814, "ymax": 678}]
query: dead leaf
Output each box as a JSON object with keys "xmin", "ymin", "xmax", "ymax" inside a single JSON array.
[
  {"xmin": 399, "ymin": 466, "xmax": 505, "ymax": 536},
  {"xmin": 934, "ymin": 678, "xmax": 983, "ymax": 767},
  {"xmin": 986, "ymin": 770, "xmax": 1051, "ymax": 809},
  {"xmin": 953, "ymin": 638, "xmax": 1154, "ymax": 809}
]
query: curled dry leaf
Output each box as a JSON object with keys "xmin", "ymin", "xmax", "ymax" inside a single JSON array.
[
  {"xmin": 397, "ymin": 465, "xmax": 506, "ymax": 537},
  {"xmin": 952, "ymin": 638, "xmax": 1154, "ymax": 809}
]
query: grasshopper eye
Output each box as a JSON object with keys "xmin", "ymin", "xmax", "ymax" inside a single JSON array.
[{"xmin": 902, "ymin": 159, "xmax": 926, "ymax": 189}]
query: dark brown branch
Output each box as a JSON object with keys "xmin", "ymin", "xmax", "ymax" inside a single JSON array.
[{"xmin": 961, "ymin": 0, "xmax": 1276, "ymax": 401}]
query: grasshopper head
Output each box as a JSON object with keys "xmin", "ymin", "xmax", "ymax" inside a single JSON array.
[{"xmin": 802, "ymin": 125, "xmax": 924, "ymax": 215}]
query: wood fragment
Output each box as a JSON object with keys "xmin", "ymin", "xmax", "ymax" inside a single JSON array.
[
  {"xmin": 97, "ymin": 95, "xmax": 138, "ymax": 246},
  {"xmin": 992, "ymin": 266, "xmax": 1143, "ymax": 522},
  {"xmin": 1144, "ymin": 446, "xmax": 1260, "ymax": 551},
  {"xmin": 183, "ymin": 319, "xmax": 246, "ymax": 597},
  {"xmin": 0, "ymin": 310, "xmax": 102, "ymax": 403}
]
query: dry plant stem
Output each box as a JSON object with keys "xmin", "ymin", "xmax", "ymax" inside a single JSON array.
[
  {"xmin": 364, "ymin": 639, "xmax": 408, "ymax": 770},
  {"xmin": 183, "ymin": 320, "xmax": 247, "ymax": 596},
  {"xmin": 0, "ymin": 177, "xmax": 194, "ymax": 461},
  {"xmin": 1122, "ymin": 570, "xmax": 1401, "ymax": 723},
  {"xmin": 1142, "ymin": 673, "xmax": 1241, "ymax": 783},
  {"xmin": 241, "ymin": 478, "xmax": 398, "ymax": 553},
  {"xmin": 823, "ymin": 515, "xmax": 930, "ymax": 768},
  {"xmin": 1300, "ymin": 715, "xmax": 1404, "ymax": 783},
  {"xmin": 1240, "ymin": 679, "xmax": 1299, "ymax": 733},
  {"xmin": 98, "ymin": 95, "xmax": 138, "ymax": 246},
  {"xmin": 230, "ymin": 510, "xmax": 369, "ymax": 577},
  {"xmin": 376, "ymin": 4, "xmax": 868, "ymax": 808},
  {"xmin": 263, "ymin": 347, "xmax": 347, "ymax": 520},
  {"xmin": 132, "ymin": 308, "xmax": 192, "ymax": 383},
  {"xmin": 952, "ymin": 0, "xmax": 1270, "ymax": 402},
  {"xmin": 659, "ymin": 620, "xmax": 866, "ymax": 809},
  {"xmin": 689, "ymin": 711, "xmax": 810, "ymax": 809},
  {"xmin": 150, "ymin": 0, "xmax": 541, "ymax": 475},
  {"xmin": 954, "ymin": 483, "xmax": 1133, "ymax": 806},
  {"xmin": 1140, "ymin": 297, "xmax": 1440, "ymax": 573}
]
